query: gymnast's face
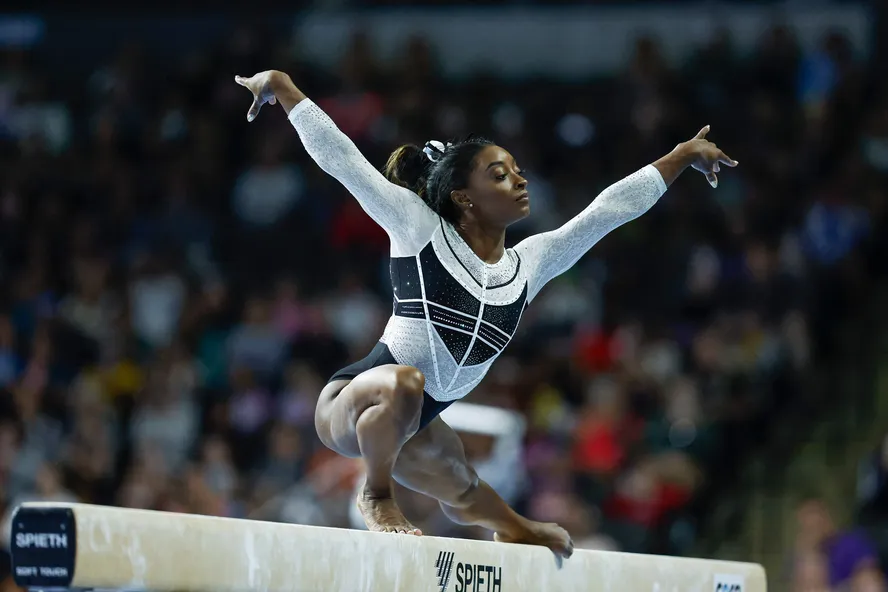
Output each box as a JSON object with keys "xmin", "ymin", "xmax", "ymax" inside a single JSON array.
[{"xmin": 454, "ymin": 145, "xmax": 529, "ymax": 227}]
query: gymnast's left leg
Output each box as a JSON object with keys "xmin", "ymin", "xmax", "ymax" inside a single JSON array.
[{"xmin": 393, "ymin": 417, "xmax": 574, "ymax": 558}]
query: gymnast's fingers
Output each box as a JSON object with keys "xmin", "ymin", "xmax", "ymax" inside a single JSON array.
[
  {"xmin": 235, "ymin": 75, "xmax": 267, "ymax": 122},
  {"xmin": 719, "ymin": 150, "xmax": 739, "ymax": 167},
  {"xmin": 693, "ymin": 125, "xmax": 710, "ymax": 140},
  {"xmin": 705, "ymin": 170, "xmax": 719, "ymax": 189},
  {"xmin": 246, "ymin": 98, "xmax": 263, "ymax": 123}
]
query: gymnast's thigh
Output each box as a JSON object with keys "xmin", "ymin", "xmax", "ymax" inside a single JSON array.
[{"xmin": 315, "ymin": 364, "xmax": 424, "ymax": 458}]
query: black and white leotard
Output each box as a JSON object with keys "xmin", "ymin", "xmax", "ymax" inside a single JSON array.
[{"xmin": 288, "ymin": 100, "xmax": 668, "ymax": 426}]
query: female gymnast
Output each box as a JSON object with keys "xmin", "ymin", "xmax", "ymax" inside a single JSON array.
[{"xmin": 236, "ymin": 70, "xmax": 737, "ymax": 557}]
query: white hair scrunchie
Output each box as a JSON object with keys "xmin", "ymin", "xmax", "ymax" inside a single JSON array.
[{"xmin": 423, "ymin": 140, "xmax": 452, "ymax": 163}]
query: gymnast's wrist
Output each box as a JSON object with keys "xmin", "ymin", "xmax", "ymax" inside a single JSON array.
[
  {"xmin": 266, "ymin": 71, "xmax": 291, "ymax": 93},
  {"xmin": 268, "ymin": 72, "xmax": 308, "ymax": 113},
  {"xmin": 652, "ymin": 142, "xmax": 694, "ymax": 186}
]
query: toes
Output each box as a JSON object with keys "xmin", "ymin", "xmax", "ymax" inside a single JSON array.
[
  {"xmin": 561, "ymin": 537, "xmax": 575, "ymax": 558},
  {"xmin": 382, "ymin": 526, "xmax": 421, "ymax": 535}
]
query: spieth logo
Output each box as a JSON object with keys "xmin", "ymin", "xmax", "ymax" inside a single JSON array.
[
  {"xmin": 435, "ymin": 551, "xmax": 503, "ymax": 592},
  {"xmin": 436, "ymin": 552, "xmax": 456, "ymax": 592},
  {"xmin": 714, "ymin": 574, "xmax": 744, "ymax": 592}
]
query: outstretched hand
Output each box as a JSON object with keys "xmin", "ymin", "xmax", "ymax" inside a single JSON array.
[
  {"xmin": 235, "ymin": 70, "xmax": 306, "ymax": 121},
  {"xmin": 234, "ymin": 72, "xmax": 281, "ymax": 122},
  {"xmin": 683, "ymin": 125, "xmax": 738, "ymax": 188}
]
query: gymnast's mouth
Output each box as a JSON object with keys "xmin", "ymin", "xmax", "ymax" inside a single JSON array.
[{"xmin": 516, "ymin": 192, "xmax": 529, "ymax": 202}]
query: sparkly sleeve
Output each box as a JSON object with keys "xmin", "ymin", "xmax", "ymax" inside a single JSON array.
[
  {"xmin": 515, "ymin": 165, "xmax": 668, "ymax": 301},
  {"xmin": 287, "ymin": 100, "xmax": 437, "ymax": 257}
]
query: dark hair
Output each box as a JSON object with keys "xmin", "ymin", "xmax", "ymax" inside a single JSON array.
[{"xmin": 383, "ymin": 137, "xmax": 495, "ymax": 226}]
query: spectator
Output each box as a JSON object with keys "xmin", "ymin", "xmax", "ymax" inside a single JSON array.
[{"xmin": 791, "ymin": 497, "xmax": 886, "ymax": 590}]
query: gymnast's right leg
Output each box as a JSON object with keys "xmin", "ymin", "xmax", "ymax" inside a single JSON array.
[{"xmin": 315, "ymin": 365, "xmax": 425, "ymax": 535}]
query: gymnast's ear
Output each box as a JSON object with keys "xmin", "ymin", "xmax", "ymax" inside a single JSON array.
[{"xmin": 450, "ymin": 189, "xmax": 471, "ymax": 210}]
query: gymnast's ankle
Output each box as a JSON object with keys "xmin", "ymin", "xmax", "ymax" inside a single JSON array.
[{"xmin": 359, "ymin": 482, "xmax": 394, "ymax": 502}]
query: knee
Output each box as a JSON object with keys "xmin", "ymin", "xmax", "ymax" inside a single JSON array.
[
  {"xmin": 388, "ymin": 366, "xmax": 424, "ymax": 407},
  {"xmin": 384, "ymin": 366, "xmax": 425, "ymax": 427},
  {"xmin": 380, "ymin": 366, "xmax": 425, "ymax": 435},
  {"xmin": 347, "ymin": 366, "xmax": 425, "ymax": 434},
  {"xmin": 391, "ymin": 366, "xmax": 424, "ymax": 398}
]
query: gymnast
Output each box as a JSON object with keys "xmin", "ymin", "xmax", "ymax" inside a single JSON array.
[{"xmin": 235, "ymin": 70, "xmax": 737, "ymax": 558}]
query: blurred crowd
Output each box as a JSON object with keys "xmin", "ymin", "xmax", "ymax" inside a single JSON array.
[
  {"xmin": 785, "ymin": 434, "xmax": 888, "ymax": 592},
  {"xmin": 0, "ymin": 11, "xmax": 887, "ymax": 591},
  {"xmin": 789, "ymin": 496, "xmax": 886, "ymax": 592}
]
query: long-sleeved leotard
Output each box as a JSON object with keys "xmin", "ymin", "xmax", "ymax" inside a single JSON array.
[{"xmin": 288, "ymin": 99, "xmax": 667, "ymax": 403}]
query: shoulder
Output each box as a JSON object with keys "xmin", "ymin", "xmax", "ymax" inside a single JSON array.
[{"xmin": 388, "ymin": 205, "xmax": 439, "ymax": 257}]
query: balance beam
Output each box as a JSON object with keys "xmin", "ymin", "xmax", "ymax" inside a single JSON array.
[{"xmin": 10, "ymin": 502, "xmax": 767, "ymax": 591}]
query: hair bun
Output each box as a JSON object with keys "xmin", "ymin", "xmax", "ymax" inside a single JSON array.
[{"xmin": 383, "ymin": 144, "xmax": 430, "ymax": 197}]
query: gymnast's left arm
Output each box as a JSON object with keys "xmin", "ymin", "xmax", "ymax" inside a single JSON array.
[{"xmin": 514, "ymin": 126, "xmax": 737, "ymax": 302}]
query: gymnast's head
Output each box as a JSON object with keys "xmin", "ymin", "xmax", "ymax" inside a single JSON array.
[{"xmin": 384, "ymin": 138, "xmax": 530, "ymax": 229}]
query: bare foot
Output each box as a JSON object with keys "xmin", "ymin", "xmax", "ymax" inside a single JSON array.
[
  {"xmin": 494, "ymin": 521, "xmax": 574, "ymax": 557},
  {"xmin": 357, "ymin": 489, "xmax": 422, "ymax": 535}
]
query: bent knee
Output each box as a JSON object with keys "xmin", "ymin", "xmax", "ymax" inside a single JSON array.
[
  {"xmin": 391, "ymin": 366, "xmax": 425, "ymax": 398},
  {"xmin": 382, "ymin": 366, "xmax": 424, "ymax": 431}
]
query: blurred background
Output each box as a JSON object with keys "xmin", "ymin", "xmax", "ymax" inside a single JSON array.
[{"xmin": 1, "ymin": 1, "xmax": 887, "ymax": 590}]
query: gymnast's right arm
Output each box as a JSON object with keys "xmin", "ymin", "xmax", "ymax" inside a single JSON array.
[{"xmin": 235, "ymin": 70, "xmax": 435, "ymax": 256}]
